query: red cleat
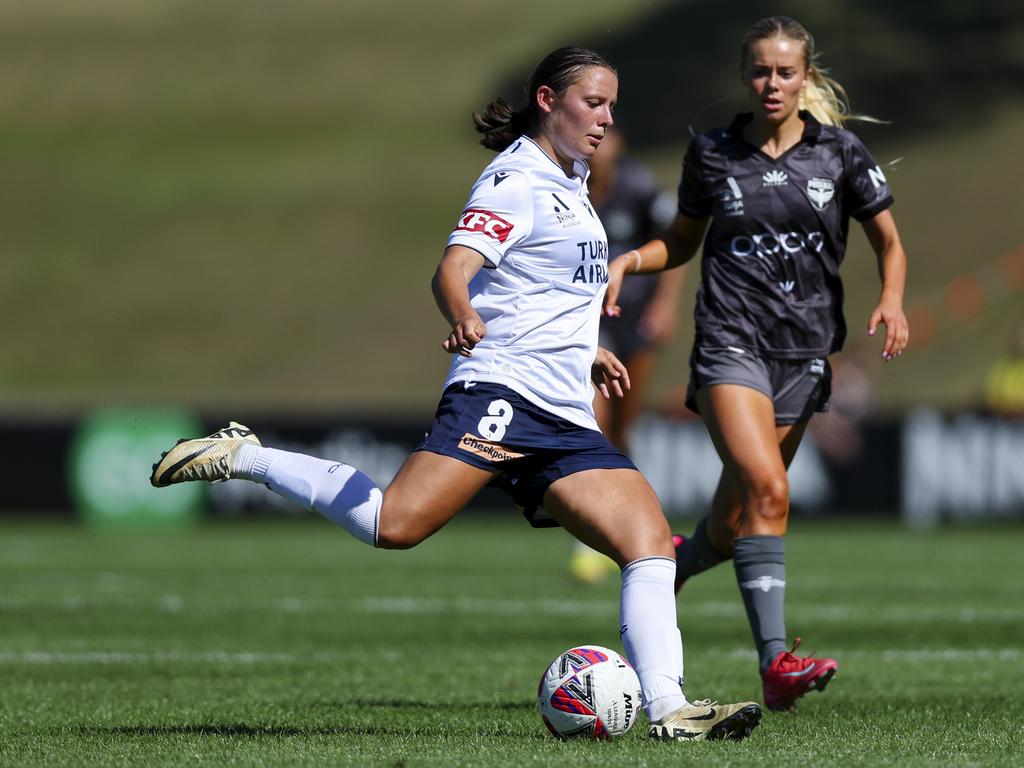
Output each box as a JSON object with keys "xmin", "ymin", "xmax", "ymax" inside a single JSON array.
[
  {"xmin": 761, "ymin": 638, "xmax": 838, "ymax": 712},
  {"xmin": 671, "ymin": 534, "xmax": 686, "ymax": 593}
]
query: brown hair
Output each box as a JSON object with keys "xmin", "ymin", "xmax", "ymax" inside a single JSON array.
[
  {"xmin": 473, "ymin": 47, "xmax": 615, "ymax": 152},
  {"xmin": 740, "ymin": 16, "xmax": 866, "ymax": 127}
]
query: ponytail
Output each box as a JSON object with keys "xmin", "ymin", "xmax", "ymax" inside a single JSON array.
[
  {"xmin": 472, "ymin": 98, "xmax": 531, "ymax": 152},
  {"xmin": 800, "ymin": 66, "xmax": 852, "ymax": 127}
]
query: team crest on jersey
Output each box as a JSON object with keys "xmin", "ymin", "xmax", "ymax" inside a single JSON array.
[
  {"xmin": 456, "ymin": 209, "xmax": 514, "ymax": 242},
  {"xmin": 807, "ymin": 178, "xmax": 836, "ymax": 211}
]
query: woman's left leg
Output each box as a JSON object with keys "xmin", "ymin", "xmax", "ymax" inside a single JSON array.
[
  {"xmin": 686, "ymin": 386, "xmax": 798, "ymax": 676},
  {"xmin": 674, "ymin": 419, "xmax": 808, "ymax": 588},
  {"xmin": 691, "ymin": 386, "xmax": 836, "ymax": 710},
  {"xmin": 543, "ymin": 468, "xmax": 760, "ymax": 740}
]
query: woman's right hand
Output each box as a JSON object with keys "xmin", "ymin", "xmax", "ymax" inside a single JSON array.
[{"xmin": 442, "ymin": 313, "xmax": 487, "ymax": 357}]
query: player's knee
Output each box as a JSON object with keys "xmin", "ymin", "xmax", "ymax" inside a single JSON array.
[
  {"xmin": 745, "ymin": 474, "xmax": 789, "ymax": 522},
  {"xmin": 375, "ymin": 524, "xmax": 424, "ymax": 550},
  {"xmin": 375, "ymin": 509, "xmax": 428, "ymax": 550},
  {"xmin": 619, "ymin": 518, "xmax": 675, "ymax": 563}
]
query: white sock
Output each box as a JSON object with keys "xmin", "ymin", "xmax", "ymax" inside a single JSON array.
[
  {"xmin": 620, "ymin": 556, "xmax": 688, "ymax": 722},
  {"xmin": 234, "ymin": 444, "xmax": 380, "ymax": 547}
]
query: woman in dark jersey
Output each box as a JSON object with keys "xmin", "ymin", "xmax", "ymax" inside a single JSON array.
[{"xmin": 605, "ymin": 16, "xmax": 909, "ymax": 712}]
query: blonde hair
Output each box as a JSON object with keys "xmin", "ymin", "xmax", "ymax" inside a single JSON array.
[{"xmin": 741, "ymin": 16, "xmax": 871, "ymax": 127}]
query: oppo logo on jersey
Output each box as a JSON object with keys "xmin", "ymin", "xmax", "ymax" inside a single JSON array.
[
  {"xmin": 726, "ymin": 230, "xmax": 825, "ymax": 259},
  {"xmin": 456, "ymin": 209, "xmax": 514, "ymax": 243}
]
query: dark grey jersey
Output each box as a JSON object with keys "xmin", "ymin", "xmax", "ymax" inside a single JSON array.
[{"xmin": 679, "ymin": 111, "xmax": 893, "ymax": 358}]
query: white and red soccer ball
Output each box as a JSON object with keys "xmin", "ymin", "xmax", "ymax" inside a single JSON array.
[{"xmin": 537, "ymin": 645, "xmax": 641, "ymax": 739}]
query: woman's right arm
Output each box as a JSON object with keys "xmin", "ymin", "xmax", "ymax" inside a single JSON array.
[
  {"xmin": 604, "ymin": 212, "xmax": 709, "ymax": 317},
  {"xmin": 432, "ymin": 245, "xmax": 488, "ymax": 357}
]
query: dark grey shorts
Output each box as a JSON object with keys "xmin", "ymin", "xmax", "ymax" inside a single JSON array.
[{"xmin": 685, "ymin": 346, "xmax": 831, "ymax": 426}]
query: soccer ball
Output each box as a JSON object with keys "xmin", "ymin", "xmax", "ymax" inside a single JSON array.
[{"xmin": 537, "ymin": 645, "xmax": 642, "ymax": 739}]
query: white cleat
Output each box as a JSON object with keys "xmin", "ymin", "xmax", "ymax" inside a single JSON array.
[
  {"xmin": 648, "ymin": 699, "xmax": 762, "ymax": 742},
  {"xmin": 150, "ymin": 421, "xmax": 260, "ymax": 487}
]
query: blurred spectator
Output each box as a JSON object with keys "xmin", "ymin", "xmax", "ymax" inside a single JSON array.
[
  {"xmin": 571, "ymin": 128, "xmax": 683, "ymax": 584},
  {"xmin": 808, "ymin": 343, "xmax": 877, "ymax": 465},
  {"xmin": 589, "ymin": 128, "xmax": 683, "ymax": 450},
  {"xmin": 985, "ymin": 320, "xmax": 1024, "ymax": 417}
]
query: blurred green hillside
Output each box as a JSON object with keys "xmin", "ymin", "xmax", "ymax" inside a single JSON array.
[{"xmin": 1, "ymin": 0, "xmax": 1021, "ymax": 415}]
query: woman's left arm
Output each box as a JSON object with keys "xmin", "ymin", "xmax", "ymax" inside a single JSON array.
[{"xmin": 861, "ymin": 209, "xmax": 909, "ymax": 361}]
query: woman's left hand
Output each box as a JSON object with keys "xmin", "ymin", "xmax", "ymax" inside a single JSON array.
[
  {"xmin": 868, "ymin": 299, "xmax": 909, "ymax": 361},
  {"xmin": 592, "ymin": 346, "xmax": 631, "ymax": 399}
]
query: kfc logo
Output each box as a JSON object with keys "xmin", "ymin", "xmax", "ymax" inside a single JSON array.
[{"xmin": 456, "ymin": 209, "xmax": 514, "ymax": 242}]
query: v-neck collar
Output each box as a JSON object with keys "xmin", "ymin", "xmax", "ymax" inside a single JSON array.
[
  {"xmin": 520, "ymin": 135, "xmax": 590, "ymax": 184},
  {"xmin": 728, "ymin": 110, "xmax": 821, "ymax": 164}
]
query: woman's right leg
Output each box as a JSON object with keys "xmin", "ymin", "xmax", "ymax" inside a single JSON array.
[
  {"xmin": 233, "ymin": 444, "xmax": 495, "ymax": 549},
  {"xmin": 377, "ymin": 451, "xmax": 497, "ymax": 548},
  {"xmin": 151, "ymin": 422, "xmax": 495, "ymax": 549}
]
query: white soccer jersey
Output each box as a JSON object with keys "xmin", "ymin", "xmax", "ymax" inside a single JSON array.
[{"xmin": 444, "ymin": 137, "xmax": 610, "ymax": 430}]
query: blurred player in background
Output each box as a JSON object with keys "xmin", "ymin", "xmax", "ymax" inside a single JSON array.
[
  {"xmin": 591, "ymin": 129, "xmax": 684, "ymax": 449},
  {"xmin": 808, "ymin": 342, "xmax": 876, "ymax": 466},
  {"xmin": 604, "ymin": 16, "xmax": 910, "ymax": 712},
  {"xmin": 569, "ymin": 128, "xmax": 685, "ymax": 584},
  {"xmin": 985, "ymin": 318, "xmax": 1024, "ymax": 417},
  {"xmin": 151, "ymin": 47, "xmax": 761, "ymax": 742}
]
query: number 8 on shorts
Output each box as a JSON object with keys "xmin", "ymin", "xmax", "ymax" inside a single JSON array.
[{"xmin": 477, "ymin": 399, "xmax": 514, "ymax": 441}]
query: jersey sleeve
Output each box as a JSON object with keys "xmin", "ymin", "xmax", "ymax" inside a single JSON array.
[
  {"xmin": 842, "ymin": 133, "xmax": 894, "ymax": 221},
  {"xmin": 677, "ymin": 139, "xmax": 713, "ymax": 218},
  {"xmin": 447, "ymin": 170, "xmax": 534, "ymax": 267}
]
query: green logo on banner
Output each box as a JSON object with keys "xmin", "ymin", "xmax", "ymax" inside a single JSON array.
[{"xmin": 69, "ymin": 408, "xmax": 204, "ymax": 528}]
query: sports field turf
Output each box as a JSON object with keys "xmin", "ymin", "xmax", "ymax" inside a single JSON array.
[{"xmin": 1, "ymin": 516, "xmax": 1022, "ymax": 766}]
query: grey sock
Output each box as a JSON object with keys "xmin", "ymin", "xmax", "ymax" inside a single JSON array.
[
  {"xmin": 675, "ymin": 516, "xmax": 729, "ymax": 587},
  {"xmin": 733, "ymin": 536, "xmax": 788, "ymax": 673}
]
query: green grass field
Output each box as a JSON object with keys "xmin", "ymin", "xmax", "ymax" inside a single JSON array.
[{"xmin": 1, "ymin": 516, "xmax": 1022, "ymax": 766}]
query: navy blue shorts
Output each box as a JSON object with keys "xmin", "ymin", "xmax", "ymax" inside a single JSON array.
[{"xmin": 416, "ymin": 382, "xmax": 635, "ymax": 527}]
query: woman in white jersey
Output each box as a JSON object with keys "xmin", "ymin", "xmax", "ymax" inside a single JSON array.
[
  {"xmin": 605, "ymin": 18, "xmax": 910, "ymax": 713},
  {"xmin": 150, "ymin": 47, "xmax": 761, "ymax": 742}
]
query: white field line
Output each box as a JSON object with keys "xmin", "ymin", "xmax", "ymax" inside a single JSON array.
[
  {"xmin": 0, "ymin": 650, "xmax": 396, "ymax": 665},
  {"xmin": 1, "ymin": 594, "xmax": 1022, "ymax": 625},
  {"xmin": 354, "ymin": 597, "xmax": 1024, "ymax": 626},
  {"xmin": 0, "ymin": 648, "xmax": 1018, "ymax": 665}
]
